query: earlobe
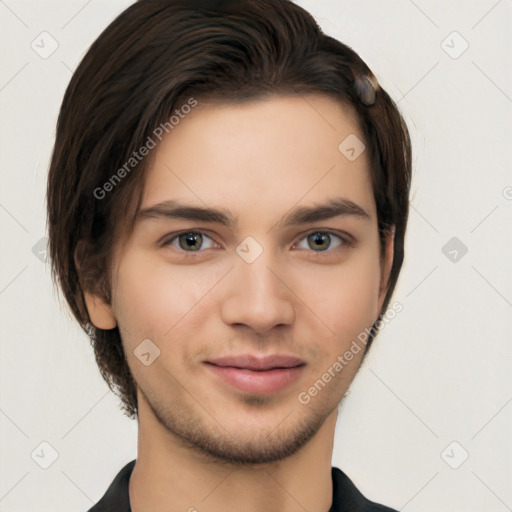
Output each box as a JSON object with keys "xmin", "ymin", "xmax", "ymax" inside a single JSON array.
[
  {"xmin": 83, "ymin": 291, "xmax": 117, "ymax": 330},
  {"xmin": 75, "ymin": 242, "xmax": 117, "ymax": 330}
]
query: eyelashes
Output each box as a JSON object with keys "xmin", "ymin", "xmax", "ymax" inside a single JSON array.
[
  {"xmin": 293, "ymin": 231, "xmax": 351, "ymax": 252},
  {"xmin": 161, "ymin": 229, "xmax": 355, "ymax": 256},
  {"xmin": 162, "ymin": 231, "xmax": 219, "ymax": 252}
]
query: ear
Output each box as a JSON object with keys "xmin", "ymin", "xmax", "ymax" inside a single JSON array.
[
  {"xmin": 377, "ymin": 226, "xmax": 395, "ymax": 311},
  {"xmin": 74, "ymin": 243, "xmax": 117, "ymax": 330}
]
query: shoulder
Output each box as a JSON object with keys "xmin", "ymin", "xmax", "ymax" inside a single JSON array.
[
  {"xmin": 87, "ymin": 459, "xmax": 136, "ymax": 512},
  {"xmin": 330, "ymin": 466, "xmax": 398, "ymax": 512}
]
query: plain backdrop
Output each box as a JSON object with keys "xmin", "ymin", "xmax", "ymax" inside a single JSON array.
[{"xmin": 1, "ymin": 1, "xmax": 511, "ymax": 511}]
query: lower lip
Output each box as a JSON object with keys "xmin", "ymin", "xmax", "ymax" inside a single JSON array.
[{"xmin": 204, "ymin": 363, "xmax": 305, "ymax": 393}]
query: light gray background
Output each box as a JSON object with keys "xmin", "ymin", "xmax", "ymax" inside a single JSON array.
[{"xmin": 1, "ymin": 1, "xmax": 511, "ymax": 511}]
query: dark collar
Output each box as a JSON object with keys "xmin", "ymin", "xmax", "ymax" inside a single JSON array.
[{"xmin": 88, "ymin": 460, "xmax": 397, "ymax": 512}]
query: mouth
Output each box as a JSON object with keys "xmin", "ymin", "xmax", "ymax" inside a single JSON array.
[{"xmin": 203, "ymin": 354, "xmax": 306, "ymax": 394}]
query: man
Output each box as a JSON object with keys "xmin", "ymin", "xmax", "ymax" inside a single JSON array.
[{"xmin": 46, "ymin": 1, "xmax": 411, "ymax": 510}]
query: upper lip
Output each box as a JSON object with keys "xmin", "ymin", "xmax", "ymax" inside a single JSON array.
[{"xmin": 205, "ymin": 354, "xmax": 305, "ymax": 371}]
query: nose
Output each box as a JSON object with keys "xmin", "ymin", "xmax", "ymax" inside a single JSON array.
[{"xmin": 220, "ymin": 247, "xmax": 296, "ymax": 335}]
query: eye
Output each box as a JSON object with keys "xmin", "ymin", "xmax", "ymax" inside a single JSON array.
[
  {"xmin": 294, "ymin": 231, "xmax": 350, "ymax": 252},
  {"xmin": 161, "ymin": 230, "xmax": 352, "ymax": 255},
  {"xmin": 163, "ymin": 231, "xmax": 218, "ymax": 252}
]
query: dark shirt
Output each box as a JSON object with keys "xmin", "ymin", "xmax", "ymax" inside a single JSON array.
[{"xmin": 88, "ymin": 459, "xmax": 398, "ymax": 512}]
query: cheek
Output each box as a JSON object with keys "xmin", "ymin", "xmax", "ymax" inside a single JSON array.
[
  {"xmin": 298, "ymin": 249, "xmax": 382, "ymax": 342},
  {"xmin": 112, "ymin": 252, "xmax": 227, "ymax": 344}
]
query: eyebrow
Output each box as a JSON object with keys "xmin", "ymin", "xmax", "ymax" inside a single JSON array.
[{"xmin": 137, "ymin": 197, "xmax": 370, "ymax": 228}]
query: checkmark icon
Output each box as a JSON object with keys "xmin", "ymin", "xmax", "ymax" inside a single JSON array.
[
  {"xmin": 31, "ymin": 31, "xmax": 59, "ymax": 59},
  {"xmin": 236, "ymin": 236, "xmax": 263, "ymax": 263},
  {"xmin": 31, "ymin": 441, "xmax": 59, "ymax": 469},
  {"xmin": 441, "ymin": 31, "xmax": 469, "ymax": 59},
  {"xmin": 441, "ymin": 441, "xmax": 469, "ymax": 469},
  {"xmin": 134, "ymin": 339, "xmax": 161, "ymax": 366},
  {"xmin": 338, "ymin": 134, "xmax": 365, "ymax": 161},
  {"xmin": 32, "ymin": 236, "xmax": 49, "ymax": 263},
  {"xmin": 442, "ymin": 236, "xmax": 468, "ymax": 263}
]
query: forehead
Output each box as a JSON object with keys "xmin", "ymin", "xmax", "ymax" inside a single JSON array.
[{"xmin": 139, "ymin": 94, "xmax": 374, "ymax": 222}]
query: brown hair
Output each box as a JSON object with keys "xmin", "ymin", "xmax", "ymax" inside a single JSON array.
[{"xmin": 46, "ymin": 0, "xmax": 411, "ymax": 419}]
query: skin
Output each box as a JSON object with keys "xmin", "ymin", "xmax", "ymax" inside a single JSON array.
[{"xmin": 83, "ymin": 93, "xmax": 394, "ymax": 512}]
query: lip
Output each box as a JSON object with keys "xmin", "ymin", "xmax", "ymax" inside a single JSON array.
[
  {"xmin": 204, "ymin": 354, "xmax": 306, "ymax": 394},
  {"xmin": 207, "ymin": 354, "xmax": 305, "ymax": 371}
]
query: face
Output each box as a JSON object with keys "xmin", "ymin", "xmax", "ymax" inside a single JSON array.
[{"xmin": 86, "ymin": 94, "xmax": 393, "ymax": 464}]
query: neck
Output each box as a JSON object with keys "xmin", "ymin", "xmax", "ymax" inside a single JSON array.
[{"xmin": 129, "ymin": 396, "xmax": 337, "ymax": 512}]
